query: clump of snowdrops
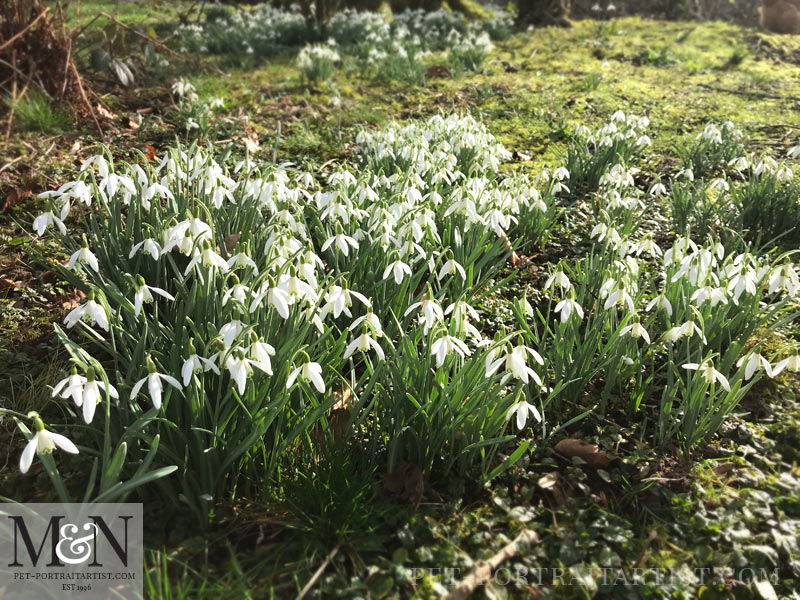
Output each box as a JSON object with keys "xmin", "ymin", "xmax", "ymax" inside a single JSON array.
[
  {"xmin": 16, "ymin": 110, "xmax": 800, "ymax": 520},
  {"xmin": 18, "ymin": 114, "xmax": 555, "ymax": 519}
]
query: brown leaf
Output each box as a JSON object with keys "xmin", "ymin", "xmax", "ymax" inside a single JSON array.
[
  {"xmin": 327, "ymin": 408, "xmax": 350, "ymax": 444},
  {"xmin": 60, "ymin": 289, "xmax": 85, "ymax": 311},
  {"xmin": 2, "ymin": 187, "xmax": 31, "ymax": 212},
  {"xmin": 223, "ymin": 233, "xmax": 241, "ymax": 257},
  {"xmin": 127, "ymin": 117, "xmax": 140, "ymax": 131},
  {"xmin": 384, "ymin": 461, "xmax": 424, "ymax": 511},
  {"xmin": 0, "ymin": 278, "xmax": 21, "ymax": 290},
  {"xmin": 426, "ymin": 64, "xmax": 450, "ymax": 79},
  {"xmin": 712, "ymin": 462, "xmax": 735, "ymax": 476},
  {"xmin": 554, "ymin": 439, "xmax": 612, "ymax": 469}
]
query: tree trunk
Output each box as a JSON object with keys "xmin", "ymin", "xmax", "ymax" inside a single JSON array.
[{"xmin": 516, "ymin": 0, "xmax": 572, "ymax": 27}]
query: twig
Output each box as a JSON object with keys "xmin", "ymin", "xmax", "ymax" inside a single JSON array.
[
  {"xmin": 298, "ymin": 541, "xmax": 342, "ymax": 599},
  {"xmin": 0, "ymin": 7, "xmax": 50, "ymax": 52},
  {"xmin": 438, "ymin": 530, "xmax": 539, "ymax": 600}
]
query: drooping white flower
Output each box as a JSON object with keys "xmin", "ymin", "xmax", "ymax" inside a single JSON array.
[
  {"xmin": 773, "ymin": 354, "xmax": 800, "ymax": 375},
  {"xmin": 683, "ymin": 360, "xmax": 730, "ymax": 392},
  {"xmin": 349, "ymin": 310, "xmax": 384, "ymax": 338},
  {"xmin": 430, "ymin": 334, "xmax": 471, "ymax": 367},
  {"xmin": 319, "ymin": 284, "xmax": 370, "ymax": 320},
  {"xmin": 227, "ymin": 252, "xmax": 258, "ymax": 273},
  {"xmin": 506, "ymin": 400, "xmax": 541, "ymax": 431},
  {"xmin": 33, "ymin": 211, "xmax": 67, "ymax": 236},
  {"xmin": 383, "ymin": 259, "xmax": 412, "ymax": 285},
  {"xmin": 19, "ymin": 413, "xmax": 79, "ymax": 474},
  {"xmin": 485, "ymin": 344, "xmax": 545, "ymax": 387},
  {"xmin": 645, "ymin": 294, "xmax": 673, "ymax": 316},
  {"xmin": 438, "ymin": 258, "xmax": 466, "ymax": 282},
  {"xmin": 737, "ymin": 353, "xmax": 775, "ymax": 380},
  {"xmin": 64, "ymin": 292, "xmax": 110, "ymax": 332},
  {"xmin": 129, "ymin": 238, "xmax": 162, "ymax": 260},
  {"xmin": 133, "ymin": 276, "xmax": 175, "ymax": 317},
  {"xmin": 545, "ymin": 271, "xmax": 571, "ymax": 292},
  {"xmin": 663, "ymin": 320, "xmax": 707, "ymax": 344},
  {"xmin": 554, "ymin": 298, "xmax": 584, "ymax": 323},
  {"xmin": 404, "ymin": 296, "xmax": 444, "ymax": 334},
  {"xmin": 248, "ymin": 338, "xmax": 276, "ymax": 376},
  {"xmin": 321, "ymin": 230, "xmax": 358, "ymax": 256},
  {"xmin": 344, "ymin": 331, "xmax": 385, "ymax": 360},
  {"xmin": 129, "ymin": 356, "xmax": 182, "ymax": 410},
  {"xmin": 286, "ymin": 358, "xmax": 325, "ymax": 394},
  {"xmin": 250, "ymin": 281, "xmax": 291, "ymax": 319},
  {"xmin": 68, "ymin": 239, "xmax": 100, "ymax": 272},
  {"xmin": 619, "ymin": 321, "xmax": 650, "ymax": 344},
  {"xmin": 181, "ymin": 341, "xmax": 220, "ymax": 386},
  {"xmin": 184, "ymin": 242, "xmax": 230, "ymax": 275}
]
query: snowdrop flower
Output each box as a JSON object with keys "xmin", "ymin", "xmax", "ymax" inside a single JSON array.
[
  {"xmin": 663, "ymin": 320, "xmax": 707, "ymax": 344},
  {"xmin": 221, "ymin": 276, "xmax": 251, "ymax": 311},
  {"xmin": 619, "ymin": 320, "xmax": 650, "ymax": 344},
  {"xmin": 691, "ymin": 286, "xmax": 728, "ymax": 308},
  {"xmin": 219, "ymin": 320, "xmax": 245, "ymax": 348},
  {"xmin": 344, "ymin": 331, "xmax": 385, "ymax": 360},
  {"xmin": 383, "ymin": 258, "xmax": 413, "ymax": 285},
  {"xmin": 545, "ymin": 271, "xmax": 571, "ymax": 292},
  {"xmin": 68, "ymin": 237, "xmax": 100, "ymax": 272},
  {"xmin": 130, "ymin": 356, "xmax": 182, "ymax": 410},
  {"xmin": 683, "ymin": 360, "xmax": 730, "ymax": 392},
  {"xmin": 321, "ymin": 226, "xmax": 359, "ymax": 256},
  {"xmin": 51, "ymin": 367, "xmax": 87, "ymax": 409},
  {"xmin": 33, "ymin": 210, "xmax": 67, "ymax": 236},
  {"xmin": 646, "ymin": 294, "xmax": 673, "ymax": 316},
  {"xmin": 554, "ymin": 298, "xmax": 584, "ymax": 323},
  {"xmin": 438, "ymin": 257, "xmax": 466, "ymax": 282},
  {"xmin": 635, "ymin": 237, "xmax": 662, "ymax": 258},
  {"xmin": 129, "ymin": 238, "xmax": 162, "ymax": 260},
  {"xmin": 486, "ymin": 343, "xmax": 545, "ymax": 387},
  {"xmin": 184, "ymin": 241, "xmax": 230, "ymax": 275},
  {"xmin": 349, "ymin": 310, "xmax": 384, "ymax": 338},
  {"xmin": 404, "ymin": 295, "xmax": 444, "ymax": 334},
  {"xmin": 506, "ymin": 400, "xmax": 541, "ymax": 431},
  {"xmin": 52, "ymin": 366, "xmax": 118, "ymax": 424},
  {"xmin": 768, "ymin": 264, "xmax": 799, "ymax": 296},
  {"xmin": 248, "ymin": 336, "xmax": 276, "ymax": 376},
  {"xmin": 227, "ymin": 251, "xmax": 258, "ymax": 273},
  {"xmin": 320, "ymin": 284, "xmax": 370, "ymax": 320},
  {"xmin": 737, "ymin": 352, "xmax": 775, "ymax": 380},
  {"xmin": 286, "ymin": 356, "xmax": 325, "ymax": 394},
  {"xmin": 182, "ymin": 352, "xmax": 220, "ymax": 387},
  {"xmin": 133, "ymin": 276, "xmax": 175, "ymax": 317},
  {"xmin": 430, "ymin": 334, "xmax": 471, "ymax": 368},
  {"xmin": 19, "ymin": 413, "xmax": 79, "ymax": 474},
  {"xmin": 603, "ymin": 286, "xmax": 635, "ymax": 313},
  {"xmin": 773, "ymin": 354, "xmax": 800, "ymax": 375},
  {"xmin": 250, "ymin": 280, "xmax": 291, "ymax": 319},
  {"xmin": 279, "ymin": 271, "xmax": 319, "ymax": 305},
  {"xmin": 224, "ymin": 350, "xmax": 262, "ymax": 395},
  {"xmin": 64, "ymin": 291, "xmax": 110, "ymax": 332}
]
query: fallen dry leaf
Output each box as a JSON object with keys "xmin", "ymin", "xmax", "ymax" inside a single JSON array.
[
  {"xmin": 384, "ymin": 461, "xmax": 424, "ymax": 511},
  {"xmin": 554, "ymin": 438, "xmax": 612, "ymax": 469},
  {"xmin": 2, "ymin": 187, "xmax": 31, "ymax": 212},
  {"xmin": 223, "ymin": 233, "xmax": 241, "ymax": 256}
]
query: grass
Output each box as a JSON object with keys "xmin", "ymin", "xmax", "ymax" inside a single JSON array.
[
  {"xmin": 2, "ymin": 9, "xmax": 800, "ymax": 599},
  {"xmin": 6, "ymin": 90, "xmax": 71, "ymax": 133}
]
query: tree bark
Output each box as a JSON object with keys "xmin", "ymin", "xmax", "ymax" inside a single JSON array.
[{"xmin": 516, "ymin": 0, "xmax": 572, "ymax": 27}]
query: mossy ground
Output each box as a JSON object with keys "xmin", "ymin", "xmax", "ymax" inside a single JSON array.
[{"xmin": 2, "ymin": 8, "xmax": 800, "ymax": 598}]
